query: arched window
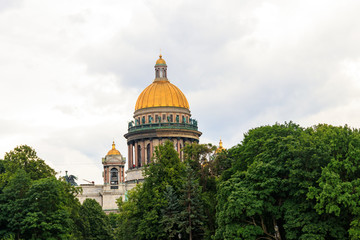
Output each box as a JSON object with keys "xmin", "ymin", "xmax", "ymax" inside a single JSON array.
[
  {"xmin": 147, "ymin": 143, "xmax": 151, "ymax": 164},
  {"xmin": 138, "ymin": 145, "xmax": 142, "ymax": 167},
  {"xmin": 110, "ymin": 168, "xmax": 118, "ymax": 185}
]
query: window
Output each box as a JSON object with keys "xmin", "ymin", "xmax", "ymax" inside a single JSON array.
[
  {"xmin": 170, "ymin": 114, "xmax": 173, "ymax": 122},
  {"xmin": 110, "ymin": 168, "xmax": 118, "ymax": 185},
  {"xmin": 155, "ymin": 115, "xmax": 158, "ymax": 122},
  {"xmin": 163, "ymin": 114, "xmax": 166, "ymax": 121}
]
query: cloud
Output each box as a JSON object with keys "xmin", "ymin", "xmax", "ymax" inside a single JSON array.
[{"xmin": 1, "ymin": 0, "xmax": 360, "ymax": 182}]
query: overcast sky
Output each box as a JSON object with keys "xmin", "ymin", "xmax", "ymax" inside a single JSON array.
[{"xmin": 1, "ymin": 0, "xmax": 360, "ymax": 184}]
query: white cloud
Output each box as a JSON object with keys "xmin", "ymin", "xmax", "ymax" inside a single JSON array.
[{"xmin": 1, "ymin": 0, "xmax": 360, "ymax": 183}]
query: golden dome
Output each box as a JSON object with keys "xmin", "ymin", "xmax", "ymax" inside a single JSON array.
[
  {"xmin": 107, "ymin": 141, "xmax": 121, "ymax": 155},
  {"xmin": 156, "ymin": 54, "xmax": 166, "ymax": 65},
  {"xmin": 135, "ymin": 80, "xmax": 189, "ymax": 110}
]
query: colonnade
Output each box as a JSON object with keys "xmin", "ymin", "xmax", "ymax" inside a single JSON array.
[{"xmin": 127, "ymin": 138, "xmax": 197, "ymax": 169}]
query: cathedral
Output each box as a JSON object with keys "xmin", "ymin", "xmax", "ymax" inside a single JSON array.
[{"xmin": 78, "ymin": 55, "xmax": 202, "ymax": 212}]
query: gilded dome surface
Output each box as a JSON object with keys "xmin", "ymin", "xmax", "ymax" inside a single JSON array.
[
  {"xmin": 107, "ymin": 141, "xmax": 121, "ymax": 156},
  {"xmin": 135, "ymin": 80, "xmax": 189, "ymax": 110}
]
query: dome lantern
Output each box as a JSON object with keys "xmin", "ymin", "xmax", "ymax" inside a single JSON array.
[{"xmin": 155, "ymin": 54, "xmax": 167, "ymax": 79}]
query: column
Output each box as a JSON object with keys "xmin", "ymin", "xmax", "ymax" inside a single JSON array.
[
  {"xmin": 128, "ymin": 143, "xmax": 132, "ymax": 169},
  {"xmin": 106, "ymin": 167, "xmax": 110, "ymax": 184},
  {"xmin": 177, "ymin": 138, "xmax": 180, "ymax": 155},
  {"xmin": 134, "ymin": 141, "xmax": 138, "ymax": 168},
  {"xmin": 150, "ymin": 140, "xmax": 154, "ymax": 163},
  {"xmin": 141, "ymin": 141, "xmax": 146, "ymax": 166}
]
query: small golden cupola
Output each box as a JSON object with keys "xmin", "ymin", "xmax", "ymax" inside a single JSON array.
[
  {"xmin": 156, "ymin": 54, "xmax": 166, "ymax": 65},
  {"xmin": 107, "ymin": 141, "xmax": 121, "ymax": 156},
  {"xmin": 216, "ymin": 139, "xmax": 225, "ymax": 153}
]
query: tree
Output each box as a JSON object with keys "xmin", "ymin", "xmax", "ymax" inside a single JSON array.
[
  {"xmin": 182, "ymin": 143, "xmax": 219, "ymax": 239},
  {"xmin": 178, "ymin": 165, "xmax": 206, "ymax": 240},
  {"xmin": 307, "ymin": 125, "xmax": 360, "ymax": 239},
  {"xmin": 79, "ymin": 199, "xmax": 114, "ymax": 240},
  {"xmin": 114, "ymin": 141, "xmax": 186, "ymax": 240},
  {"xmin": 1, "ymin": 145, "xmax": 55, "ymax": 186},
  {"xmin": 160, "ymin": 185, "xmax": 182, "ymax": 239},
  {"xmin": 115, "ymin": 185, "xmax": 142, "ymax": 240},
  {"xmin": 215, "ymin": 122, "xmax": 349, "ymax": 239},
  {"xmin": 0, "ymin": 146, "xmax": 83, "ymax": 240},
  {"xmin": 0, "ymin": 169, "xmax": 32, "ymax": 239},
  {"xmin": 21, "ymin": 177, "xmax": 78, "ymax": 239}
]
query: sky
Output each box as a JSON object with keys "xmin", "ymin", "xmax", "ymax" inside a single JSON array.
[{"xmin": 1, "ymin": 0, "xmax": 360, "ymax": 184}]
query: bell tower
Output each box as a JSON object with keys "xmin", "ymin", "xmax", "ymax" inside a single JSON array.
[{"xmin": 102, "ymin": 141, "xmax": 126, "ymax": 189}]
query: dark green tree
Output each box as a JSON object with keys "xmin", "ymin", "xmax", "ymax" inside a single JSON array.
[
  {"xmin": 216, "ymin": 122, "xmax": 349, "ymax": 240},
  {"xmin": 79, "ymin": 198, "xmax": 114, "ymax": 240},
  {"xmin": 178, "ymin": 165, "xmax": 206, "ymax": 240},
  {"xmin": 1, "ymin": 145, "xmax": 55, "ymax": 186},
  {"xmin": 182, "ymin": 143, "xmax": 219, "ymax": 239},
  {"xmin": 21, "ymin": 177, "xmax": 78, "ymax": 239},
  {"xmin": 0, "ymin": 146, "xmax": 83, "ymax": 240},
  {"xmin": 0, "ymin": 169, "xmax": 32, "ymax": 239},
  {"xmin": 135, "ymin": 140, "xmax": 186, "ymax": 239},
  {"xmin": 114, "ymin": 141, "xmax": 186, "ymax": 240},
  {"xmin": 115, "ymin": 186, "xmax": 142, "ymax": 240},
  {"xmin": 307, "ymin": 124, "xmax": 360, "ymax": 239},
  {"xmin": 160, "ymin": 185, "xmax": 182, "ymax": 239}
]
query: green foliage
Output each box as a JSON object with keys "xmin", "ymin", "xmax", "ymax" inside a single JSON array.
[
  {"xmin": 183, "ymin": 142, "xmax": 223, "ymax": 239},
  {"xmin": 114, "ymin": 141, "xmax": 186, "ymax": 240},
  {"xmin": 22, "ymin": 177, "xmax": 77, "ymax": 239},
  {"xmin": 133, "ymin": 141, "xmax": 185, "ymax": 239},
  {"xmin": 307, "ymin": 125, "xmax": 360, "ymax": 239},
  {"xmin": 79, "ymin": 199, "xmax": 114, "ymax": 240},
  {"xmin": 215, "ymin": 122, "xmax": 352, "ymax": 239},
  {"xmin": 0, "ymin": 169, "xmax": 32, "ymax": 239},
  {"xmin": 160, "ymin": 185, "xmax": 181, "ymax": 239},
  {"xmin": 0, "ymin": 145, "xmax": 83, "ymax": 240},
  {"xmin": 0, "ymin": 145, "xmax": 55, "ymax": 187},
  {"xmin": 178, "ymin": 165, "xmax": 206, "ymax": 240}
]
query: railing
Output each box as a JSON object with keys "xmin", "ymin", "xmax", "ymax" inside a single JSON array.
[{"xmin": 128, "ymin": 122, "xmax": 198, "ymax": 132}]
